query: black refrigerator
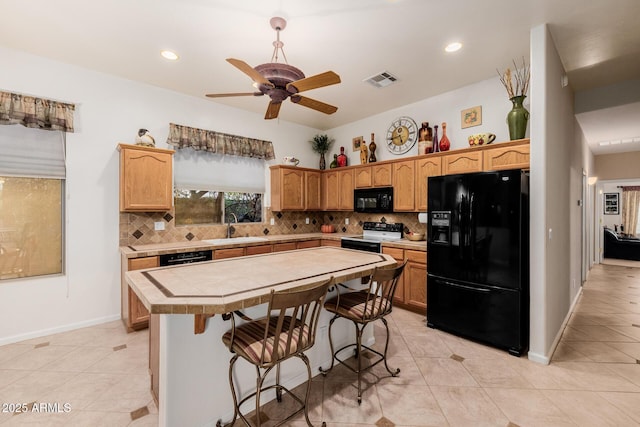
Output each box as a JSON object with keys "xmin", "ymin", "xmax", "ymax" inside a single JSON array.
[{"xmin": 427, "ymin": 169, "xmax": 529, "ymax": 356}]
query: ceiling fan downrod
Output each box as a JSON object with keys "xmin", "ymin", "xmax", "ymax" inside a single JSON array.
[{"xmin": 270, "ymin": 16, "xmax": 288, "ymax": 64}]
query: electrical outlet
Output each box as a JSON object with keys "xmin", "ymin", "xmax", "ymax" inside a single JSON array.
[
  {"xmin": 305, "ymin": 217, "xmax": 310, "ymax": 224},
  {"xmin": 345, "ymin": 218, "xmax": 350, "ymax": 225},
  {"xmin": 270, "ymin": 218, "xmax": 275, "ymax": 225},
  {"xmin": 154, "ymin": 221, "xmax": 165, "ymax": 231}
]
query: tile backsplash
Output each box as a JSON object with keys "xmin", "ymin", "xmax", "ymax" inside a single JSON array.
[{"xmin": 119, "ymin": 208, "xmax": 427, "ymax": 246}]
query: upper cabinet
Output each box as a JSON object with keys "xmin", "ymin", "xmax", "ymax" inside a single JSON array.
[
  {"xmin": 119, "ymin": 144, "xmax": 174, "ymax": 212},
  {"xmin": 483, "ymin": 142, "xmax": 530, "ymax": 171},
  {"xmin": 354, "ymin": 163, "xmax": 392, "ymax": 188},
  {"xmin": 323, "ymin": 168, "xmax": 354, "ymax": 210},
  {"xmin": 392, "ymin": 160, "xmax": 415, "ymax": 211},
  {"xmin": 305, "ymin": 170, "xmax": 323, "ymax": 210},
  {"xmin": 270, "ymin": 166, "xmax": 323, "ymax": 211},
  {"xmin": 415, "ymin": 156, "xmax": 442, "ymax": 211}
]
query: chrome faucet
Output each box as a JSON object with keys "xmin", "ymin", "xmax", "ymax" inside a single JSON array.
[{"xmin": 226, "ymin": 213, "xmax": 238, "ymax": 238}]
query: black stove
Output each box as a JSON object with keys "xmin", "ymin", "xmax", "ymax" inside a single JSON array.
[{"xmin": 341, "ymin": 222, "xmax": 404, "ymax": 253}]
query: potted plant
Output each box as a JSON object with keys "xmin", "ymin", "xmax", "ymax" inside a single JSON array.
[{"xmin": 309, "ymin": 134, "xmax": 334, "ymax": 170}]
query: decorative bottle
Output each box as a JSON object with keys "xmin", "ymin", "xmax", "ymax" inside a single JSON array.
[
  {"xmin": 337, "ymin": 146, "xmax": 347, "ymax": 167},
  {"xmin": 432, "ymin": 125, "xmax": 440, "ymax": 153},
  {"xmin": 439, "ymin": 122, "xmax": 451, "ymax": 151},
  {"xmin": 418, "ymin": 122, "xmax": 433, "ymax": 154},
  {"xmin": 368, "ymin": 133, "xmax": 377, "ymax": 162}
]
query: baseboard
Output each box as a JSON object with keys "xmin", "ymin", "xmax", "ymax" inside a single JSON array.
[
  {"xmin": 527, "ymin": 286, "xmax": 583, "ymax": 365},
  {"xmin": 0, "ymin": 313, "xmax": 121, "ymax": 346}
]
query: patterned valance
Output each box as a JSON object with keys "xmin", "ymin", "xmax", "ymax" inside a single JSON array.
[
  {"xmin": 622, "ymin": 186, "xmax": 640, "ymax": 192},
  {"xmin": 166, "ymin": 123, "xmax": 275, "ymax": 160},
  {"xmin": 0, "ymin": 91, "xmax": 75, "ymax": 132}
]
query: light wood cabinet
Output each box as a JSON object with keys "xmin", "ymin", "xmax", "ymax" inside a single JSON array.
[
  {"xmin": 122, "ymin": 255, "xmax": 159, "ymax": 331},
  {"xmin": 297, "ymin": 239, "xmax": 321, "ymax": 249},
  {"xmin": 273, "ymin": 242, "xmax": 297, "ymax": 252},
  {"xmin": 118, "ymin": 144, "xmax": 174, "ymax": 212},
  {"xmin": 305, "ymin": 170, "xmax": 322, "ymax": 210},
  {"xmin": 442, "ymin": 150, "xmax": 483, "ymax": 175},
  {"xmin": 382, "ymin": 247, "xmax": 405, "ymax": 303},
  {"xmin": 355, "ymin": 163, "xmax": 393, "ymax": 188},
  {"xmin": 355, "ymin": 167, "xmax": 372, "ymax": 188},
  {"xmin": 214, "ymin": 247, "xmax": 245, "ymax": 259},
  {"xmin": 392, "ymin": 160, "xmax": 416, "ymax": 211},
  {"xmin": 320, "ymin": 239, "xmax": 341, "ymax": 247},
  {"xmin": 323, "ymin": 169, "xmax": 354, "ymax": 210},
  {"xmin": 404, "ymin": 249, "xmax": 427, "ymax": 312},
  {"xmin": 270, "ymin": 166, "xmax": 305, "ymax": 211},
  {"xmin": 483, "ymin": 143, "xmax": 530, "ymax": 171},
  {"xmin": 415, "ymin": 156, "xmax": 442, "ymax": 211},
  {"xmin": 246, "ymin": 245, "xmax": 272, "ymax": 255}
]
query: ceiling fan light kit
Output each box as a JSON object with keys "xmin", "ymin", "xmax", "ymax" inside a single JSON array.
[{"xmin": 205, "ymin": 17, "xmax": 340, "ymax": 120}]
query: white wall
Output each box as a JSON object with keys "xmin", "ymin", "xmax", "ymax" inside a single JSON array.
[
  {"xmin": 528, "ymin": 24, "xmax": 576, "ymax": 364},
  {"xmin": 0, "ymin": 46, "xmax": 320, "ymax": 344}
]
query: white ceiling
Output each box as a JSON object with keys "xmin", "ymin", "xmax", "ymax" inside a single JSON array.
[{"xmin": 1, "ymin": 0, "xmax": 640, "ymax": 155}]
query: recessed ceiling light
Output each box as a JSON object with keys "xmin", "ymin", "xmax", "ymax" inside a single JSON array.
[
  {"xmin": 445, "ymin": 42, "xmax": 462, "ymax": 53},
  {"xmin": 161, "ymin": 50, "xmax": 179, "ymax": 61}
]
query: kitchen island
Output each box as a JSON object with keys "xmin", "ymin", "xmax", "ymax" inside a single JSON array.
[{"xmin": 125, "ymin": 246, "xmax": 396, "ymax": 427}]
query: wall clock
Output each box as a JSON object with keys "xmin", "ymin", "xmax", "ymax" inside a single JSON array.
[{"xmin": 386, "ymin": 116, "xmax": 418, "ymax": 154}]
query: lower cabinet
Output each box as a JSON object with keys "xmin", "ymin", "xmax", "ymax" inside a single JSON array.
[
  {"xmin": 382, "ymin": 246, "xmax": 426, "ymax": 314},
  {"xmin": 122, "ymin": 256, "xmax": 158, "ymax": 332}
]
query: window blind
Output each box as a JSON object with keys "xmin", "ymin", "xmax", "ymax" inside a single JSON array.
[{"xmin": 0, "ymin": 124, "xmax": 66, "ymax": 179}]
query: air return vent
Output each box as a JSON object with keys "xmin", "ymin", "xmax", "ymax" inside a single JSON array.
[{"xmin": 363, "ymin": 71, "xmax": 398, "ymax": 88}]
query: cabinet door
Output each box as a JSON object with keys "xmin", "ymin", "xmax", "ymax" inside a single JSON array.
[
  {"xmin": 483, "ymin": 143, "xmax": 530, "ymax": 171},
  {"xmin": 280, "ymin": 168, "xmax": 305, "ymax": 211},
  {"xmin": 126, "ymin": 256, "xmax": 159, "ymax": 330},
  {"xmin": 297, "ymin": 240, "xmax": 321, "ymax": 249},
  {"xmin": 415, "ymin": 157, "xmax": 442, "ymax": 211},
  {"xmin": 323, "ymin": 171, "xmax": 339, "ymax": 210},
  {"xmin": 273, "ymin": 242, "xmax": 297, "ymax": 252},
  {"xmin": 372, "ymin": 163, "xmax": 392, "ymax": 187},
  {"xmin": 305, "ymin": 171, "xmax": 322, "ymax": 210},
  {"xmin": 382, "ymin": 247, "xmax": 405, "ymax": 304},
  {"xmin": 120, "ymin": 145, "xmax": 174, "ymax": 212},
  {"xmin": 321, "ymin": 239, "xmax": 341, "ymax": 247},
  {"xmin": 355, "ymin": 167, "xmax": 372, "ymax": 188},
  {"xmin": 442, "ymin": 151, "xmax": 483, "ymax": 175},
  {"xmin": 338, "ymin": 169, "xmax": 354, "ymax": 210},
  {"xmin": 246, "ymin": 245, "xmax": 272, "ymax": 256},
  {"xmin": 392, "ymin": 160, "xmax": 415, "ymax": 211},
  {"xmin": 405, "ymin": 250, "xmax": 427, "ymax": 312},
  {"xmin": 214, "ymin": 248, "xmax": 246, "ymax": 259}
]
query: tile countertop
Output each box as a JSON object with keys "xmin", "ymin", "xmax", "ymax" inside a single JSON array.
[{"xmin": 120, "ymin": 232, "xmax": 426, "ymax": 258}]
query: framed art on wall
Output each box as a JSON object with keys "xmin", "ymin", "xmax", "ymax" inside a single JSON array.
[
  {"xmin": 352, "ymin": 136, "xmax": 364, "ymax": 152},
  {"xmin": 461, "ymin": 106, "xmax": 482, "ymax": 129},
  {"xmin": 604, "ymin": 192, "xmax": 619, "ymax": 215}
]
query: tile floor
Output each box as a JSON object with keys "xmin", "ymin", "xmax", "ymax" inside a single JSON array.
[{"xmin": 1, "ymin": 262, "xmax": 639, "ymax": 426}]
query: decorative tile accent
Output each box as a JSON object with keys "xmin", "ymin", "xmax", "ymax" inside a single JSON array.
[
  {"xmin": 341, "ymin": 227, "xmax": 347, "ymax": 232},
  {"xmin": 380, "ymin": 216, "xmax": 387, "ymax": 223},
  {"xmin": 450, "ymin": 354, "xmax": 465, "ymax": 362},
  {"xmin": 113, "ymin": 344, "xmax": 127, "ymax": 351},
  {"xmin": 132, "ymin": 229, "xmax": 143, "ymax": 239},
  {"xmin": 329, "ymin": 215, "xmax": 334, "ymax": 221},
  {"xmin": 34, "ymin": 342, "xmax": 50, "ymax": 349},
  {"xmin": 263, "ymin": 228, "xmax": 270, "ymax": 235},
  {"xmin": 163, "ymin": 213, "xmax": 174, "ymax": 222},
  {"xmin": 292, "ymin": 224, "xmax": 298, "ymax": 229},
  {"xmin": 130, "ymin": 406, "xmax": 150, "ymax": 421},
  {"xmin": 185, "ymin": 232, "xmax": 195, "ymax": 241},
  {"xmin": 276, "ymin": 212, "xmax": 282, "ymax": 219},
  {"xmin": 312, "ymin": 218, "xmax": 317, "ymax": 224},
  {"xmin": 376, "ymin": 416, "xmax": 396, "ymax": 427}
]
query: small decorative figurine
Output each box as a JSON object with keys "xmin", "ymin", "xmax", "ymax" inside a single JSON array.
[
  {"xmin": 135, "ymin": 129, "xmax": 155, "ymax": 147},
  {"xmin": 360, "ymin": 141, "xmax": 369, "ymax": 165},
  {"xmin": 368, "ymin": 133, "xmax": 377, "ymax": 162},
  {"xmin": 329, "ymin": 154, "xmax": 338, "ymax": 168}
]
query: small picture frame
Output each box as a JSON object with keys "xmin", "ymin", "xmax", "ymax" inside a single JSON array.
[
  {"xmin": 352, "ymin": 136, "xmax": 364, "ymax": 152},
  {"xmin": 604, "ymin": 193, "xmax": 619, "ymax": 215},
  {"xmin": 461, "ymin": 106, "xmax": 482, "ymax": 129}
]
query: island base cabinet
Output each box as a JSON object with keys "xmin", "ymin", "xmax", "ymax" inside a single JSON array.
[{"xmin": 122, "ymin": 255, "xmax": 158, "ymax": 332}]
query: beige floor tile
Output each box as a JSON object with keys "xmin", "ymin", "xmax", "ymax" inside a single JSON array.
[
  {"xmin": 0, "ymin": 343, "xmax": 32, "ymax": 364},
  {"xmin": 1, "ymin": 345, "xmax": 78, "ymax": 371},
  {"xmin": 0, "ymin": 369, "xmax": 30, "ymax": 389},
  {"xmin": 563, "ymin": 341, "xmax": 637, "ymax": 363},
  {"xmin": 607, "ymin": 341, "xmax": 640, "ymax": 360},
  {"xmin": 38, "ymin": 346, "xmax": 113, "ymax": 372},
  {"xmin": 484, "ymin": 387, "xmax": 576, "ymax": 427},
  {"xmin": 550, "ymin": 341, "xmax": 592, "ymax": 362},
  {"xmin": 40, "ymin": 372, "xmax": 130, "ymax": 411},
  {"xmin": 322, "ymin": 380, "xmax": 382, "ymax": 424},
  {"xmin": 437, "ymin": 332, "xmax": 509, "ymax": 360},
  {"xmin": 367, "ymin": 356, "xmax": 427, "ymax": 386},
  {"xmin": 462, "ymin": 358, "xmax": 534, "ymax": 389},
  {"xmin": 402, "ymin": 332, "xmax": 452, "ymax": 359},
  {"xmin": 377, "ymin": 384, "xmax": 448, "ymax": 426},
  {"xmin": 542, "ymin": 389, "xmax": 638, "ymax": 427},
  {"xmin": 414, "ymin": 357, "xmax": 478, "ymax": 387},
  {"xmin": 599, "ymin": 391, "xmax": 640, "ymax": 424},
  {"xmin": 605, "ymin": 363, "xmax": 640, "ymax": 388},
  {"xmin": 56, "ymin": 410, "xmax": 134, "ymax": 427},
  {"xmin": 547, "ymin": 361, "xmax": 640, "ymax": 392},
  {"xmin": 430, "ymin": 385, "xmax": 509, "ymax": 427},
  {"xmin": 562, "ymin": 325, "xmax": 635, "ymax": 342}
]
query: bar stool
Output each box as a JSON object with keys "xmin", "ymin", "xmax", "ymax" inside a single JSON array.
[
  {"xmin": 217, "ymin": 278, "xmax": 332, "ymax": 427},
  {"xmin": 319, "ymin": 262, "xmax": 406, "ymax": 404}
]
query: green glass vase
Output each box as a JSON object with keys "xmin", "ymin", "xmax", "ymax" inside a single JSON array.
[{"xmin": 507, "ymin": 95, "xmax": 529, "ymax": 140}]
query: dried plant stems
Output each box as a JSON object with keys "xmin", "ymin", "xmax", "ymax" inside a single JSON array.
[{"xmin": 497, "ymin": 56, "xmax": 530, "ymax": 99}]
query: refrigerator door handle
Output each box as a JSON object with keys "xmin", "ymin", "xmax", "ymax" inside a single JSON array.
[
  {"xmin": 469, "ymin": 192, "xmax": 475, "ymax": 260},
  {"xmin": 440, "ymin": 280, "xmax": 491, "ymax": 293}
]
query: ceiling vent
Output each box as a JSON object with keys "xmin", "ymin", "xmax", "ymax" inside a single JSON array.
[{"xmin": 364, "ymin": 71, "xmax": 398, "ymax": 88}]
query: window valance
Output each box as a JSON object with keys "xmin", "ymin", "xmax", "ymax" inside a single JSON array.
[
  {"xmin": 166, "ymin": 123, "xmax": 275, "ymax": 160},
  {"xmin": 0, "ymin": 91, "xmax": 75, "ymax": 132}
]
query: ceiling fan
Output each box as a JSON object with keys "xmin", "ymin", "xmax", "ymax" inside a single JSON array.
[{"xmin": 206, "ymin": 17, "xmax": 341, "ymax": 120}]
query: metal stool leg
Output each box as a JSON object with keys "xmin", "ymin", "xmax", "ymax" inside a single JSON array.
[
  {"xmin": 318, "ymin": 315, "xmax": 338, "ymax": 376},
  {"xmin": 380, "ymin": 317, "xmax": 400, "ymax": 377}
]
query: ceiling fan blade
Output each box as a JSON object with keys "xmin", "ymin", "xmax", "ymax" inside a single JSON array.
[
  {"xmin": 226, "ymin": 58, "xmax": 274, "ymax": 89},
  {"xmin": 265, "ymin": 101, "xmax": 282, "ymax": 120},
  {"xmin": 290, "ymin": 95, "xmax": 338, "ymax": 115},
  {"xmin": 206, "ymin": 92, "xmax": 264, "ymax": 98},
  {"xmin": 286, "ymin": 71, "xmax": 341, "ymax": 94}
]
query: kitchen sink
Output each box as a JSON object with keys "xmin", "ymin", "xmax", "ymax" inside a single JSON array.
[{"xmin": 202, "ymin": 236, "xmax": 269, "ymax": 245}]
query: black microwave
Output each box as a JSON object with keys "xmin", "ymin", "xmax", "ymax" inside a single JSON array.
[{"xmin": 354, "ymin": 187, "xmax": 393, "ymax": 213}]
